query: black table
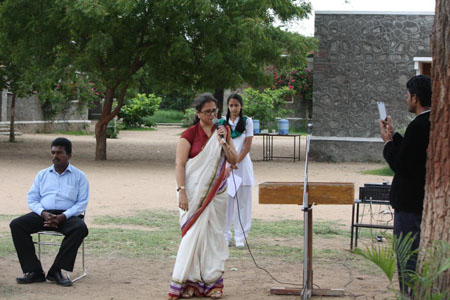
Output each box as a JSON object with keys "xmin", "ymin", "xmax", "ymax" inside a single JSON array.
[
  {"xmin": 350, "ymin": 184, "xmax": 393, "ymax": 250},
  {"xmin": 255, "ymin": 133, "xmax": 301, "ymax": 162}
]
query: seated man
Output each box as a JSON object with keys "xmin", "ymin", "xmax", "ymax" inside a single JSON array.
[{"xmin": 10, "ymin": 137, "xmax": 89, "ymax": 287}]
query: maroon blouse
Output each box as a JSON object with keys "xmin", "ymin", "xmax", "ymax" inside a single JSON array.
[
  {"xmin": 181, "ymin": 123, "xmax": 216, "ymax": 158},
  {"xmin": 181, "ymin": 122, "xmax": 231, "ymax": 158}
]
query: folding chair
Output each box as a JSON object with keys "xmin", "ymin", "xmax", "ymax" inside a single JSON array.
[{"xmin": 34, "ymin": 214, "xmax": 87, "ymax": 282}]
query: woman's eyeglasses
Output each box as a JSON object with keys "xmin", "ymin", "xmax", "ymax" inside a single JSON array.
[{"xmin": 201, "ymin": 108, "xmax": 219, "ymax": 116}]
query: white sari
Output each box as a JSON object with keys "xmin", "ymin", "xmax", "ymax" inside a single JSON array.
[{"xmin": 169, "ymin": 131, "xmax": 229, "ymax": 298}]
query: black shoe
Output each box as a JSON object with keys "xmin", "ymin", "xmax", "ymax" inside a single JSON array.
[
  {"xmin": 46, "ymin": 270, "xmax": 72, "ymax": 287},
  {"xmin": 16, "ymin": 271, "xmax": 46, "ymax": 284}
]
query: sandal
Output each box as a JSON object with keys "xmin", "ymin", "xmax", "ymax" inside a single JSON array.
[
  {"xmin": 168, "ymin": 296, "xmax": 179, "ymax": 300},
  {"xmin": 209, "ymin": 289, "xmax": 222, "ymax": 299},
  {"xmin": 181, "ymin": 287, "xmax": 195, "ymax": 298}
]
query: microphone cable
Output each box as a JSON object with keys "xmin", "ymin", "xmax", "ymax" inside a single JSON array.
[{"xmin": 230, "ymin": 169, "xmax": 304, "ymax": 287}]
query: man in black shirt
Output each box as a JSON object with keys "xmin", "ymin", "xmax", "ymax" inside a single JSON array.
[{"xmin": 379, "ymin": 75, "xmax": 431, "ymax": 295}]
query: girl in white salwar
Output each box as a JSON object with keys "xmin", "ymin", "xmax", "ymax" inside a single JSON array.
[
  {"xmin": 168, "ymin": 93, "xmax": 237, "ymax": 300},
  {"xmin": 223, "ymin": 94, "xmax": 255, "ymax": 248}
]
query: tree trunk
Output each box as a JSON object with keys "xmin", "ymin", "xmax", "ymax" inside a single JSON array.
[
  {"xmin": 95, "ymin": 120, "xmax": 108, "ymax": 160},
  {"xmin": 9, "ymin": 93, "xmax": 16, "ymax": 143},
  {"xmin": 94, "ymin": 85, "xmax": 128, "ymax": 160},
  {"xmin": 94, "ymin": 88, "xmax": 115, "ymax": 160},
  {"xmin": 419, "ymin": 0, "xmax": 450, "ymax": 292},
  {"xmin": 214, "ymin": 88, "xmax": 224, "ymax": 118}
]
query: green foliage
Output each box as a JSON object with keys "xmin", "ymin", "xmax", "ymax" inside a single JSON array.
[
  {"xmin": 121, "ymin": 127, "xmax": 156, "ymax": 132},
  {"xmin": 272, "ymin": 67, "xmax": 313, "ymax": 100},
  {"xmin": 106, "ymin": 119, "xmax": 124, "ymax": 138},
  {"xmin": 0, "ymin": 0, "xmax": 316, "ymax": 159},
  {"xmin": 142, "ymin": 117, "xmax": 157, "ymax": 128},
  {"xmin": 38, "ymin": 75, "xmax": 100, "ymax": 120},
  {"xmin": 242, "ymin": 87, "xmax": 294, "ymax": 126},
  {"xmin": 144, "ymin": 109, "xmax": 184, "ymax": 124},
  {"xmin": 361, "ymin": 166, "xmax": 395, "ymax": 176},
  {"xmin": 354, "ymin": 233, "xmax": 449, "ymax": 299},
  {"xmin": 182, "ymin": 108, "xmax": 197, "ymax": 127},
  {"xmin": 411, "ymin": 241, "xmax": 450, "ymax": 299},
  {"xmin": 106, "ymin": 124, "xmax": 118, "ymax": 139},
  {"xmin": 57, "ymin": 131, "xmax": 91, "ymax": 136},
  {"xmin": 354, "ymin": 233, "xmax": 417, "ymax": 290},
  {"xmin": 118, "ymin": 93, "xmax": 161, "ymax": 128}
]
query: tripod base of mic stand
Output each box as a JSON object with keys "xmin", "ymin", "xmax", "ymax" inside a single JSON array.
[{"xmin": 269, "ymin": 287, "xmax": 345, "ymax": 297}]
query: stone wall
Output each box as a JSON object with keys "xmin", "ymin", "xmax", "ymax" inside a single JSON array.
[
  {"xmin": 0, "ymin": 92, "xmax": 89, "ymax": 133},
  {"xmin": 311, "ymin": 12, "xmax": 433, "ymax": 161}
]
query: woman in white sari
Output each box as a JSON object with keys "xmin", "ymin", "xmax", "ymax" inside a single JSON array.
[{"xmin": 168, "ymin": 93, "xmax": 237, "ymax": 300}]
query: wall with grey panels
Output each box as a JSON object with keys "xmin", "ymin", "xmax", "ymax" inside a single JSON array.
[
  {"xmin": 311, "ymin": 12, "xmax": 433, "ymax": 161},
  {"xmin": 2, "ymin": 93, "xmax": 88, "ymax": 122}
]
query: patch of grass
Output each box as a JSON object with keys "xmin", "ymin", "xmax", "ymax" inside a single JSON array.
[
  {"xmin": 122, "ymin": 127, "xmax": 157, "ymax": 131},
  {"xmin": 86, "ymin": 228, "xmax": 180, "ymax": 258},
  {"xmin": 89, "ymin": 212, "xmax": 351, "ymax": 260},
  {"xmin": 251, "ymin": 219, "xmax": 303, "ymax": 238},
  {"xmin": 361, "ymin": 166, "xmax": 394, "ymax": 176},
  {"xmin": 251, "ymin": 219, "xmax": 348, "ymax": 238},
  {"xmin": 0, "ymin": 214, "xmax": 19, "ymax": 222},
  {"xmin": 0, "ymin": 211, "xmax": 384, "ymax": 276},
  {"xmin": 146, "ymin": 109, "xmax": 184, "ymax": 124},
  {"xmin": 57, "ymin": 130, "xmax": 92, "ymax": 136},
  {"xmin": 313, "ymin": 221, "xmax": 348, "ymax": 237},
  {"xmin": 0, "ymin": 233, "xmax": 16, "ymax": 257},
  {"xmin": 94, "ymin": 211, "xmax": 179, "ymax": 228},
  {"xmin": 89, "ymin": 211, "xmax": 181, "ymax": 257},
  {"xmin": 230, "ymin": 241, "xmax": 303, "ymax": 262}
]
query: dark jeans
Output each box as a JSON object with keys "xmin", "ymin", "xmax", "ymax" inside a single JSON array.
[
  {"xmin": 393, "ymin": 210, "xmax": 422, "ymax": 295},
  {"xmin": 10, "ymin": 211, "xmax": 88, "ymax": 274}
]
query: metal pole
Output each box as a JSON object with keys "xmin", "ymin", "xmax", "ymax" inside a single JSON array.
[{"xmin": 302, "ymin": 123, "xmax": 313, "ymax": 299}]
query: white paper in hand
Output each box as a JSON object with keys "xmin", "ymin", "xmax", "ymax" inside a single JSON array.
[
  {"xmin": 377, "ymin": 102, "xmax": 387, "ymax": 120},
  {"xmin": 227, "ymin": 173, "xmax": 242, "ymax": 198}
]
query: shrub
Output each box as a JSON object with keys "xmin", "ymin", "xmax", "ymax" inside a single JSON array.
[
  {"xmin": 243, "ymin": 87, "xmax": 293, "ymax": 127},
  {"xmin": 145, "ymin": 109, "xmax": 184, "ymax": 124},
  {"xmin": 182, "ymin": 108, "xmax": 197, "ymax": 127},
  {"xmin": 106, "ymin": 119, "xmax": 122, "ymax": 139},
  {"xmin": 142, "ymin": 117, "xmax": 157, "ymax": 128},
  {"xmin": 354, "ymin": 234, "xmax": 450, "ymax": 299},
  {"xmin": 118, "ymin": 93, "xmax": 161, "ymax": 128},
  {"xmin": 271, "ymin": 67, "xmax": 313, "ymax": 100}
]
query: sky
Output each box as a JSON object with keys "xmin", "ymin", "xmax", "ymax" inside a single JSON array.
[{"xmin": 283, "ymin": 0, "xmax": 436, "ymax": 36}]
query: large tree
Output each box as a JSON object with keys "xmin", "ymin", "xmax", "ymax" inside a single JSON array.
[
  {"xmin": 0, "ymin": 0, "xmax": 315, "ymax": 160},
  {"xmin": 420, "ymin": 0, "xmax": 450, "ymax": 292},
  {"xmin": 0, "ymin": 34, "xmax": 35, "ymax": 143}
]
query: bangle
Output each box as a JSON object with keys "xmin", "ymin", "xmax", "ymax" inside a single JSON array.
[{"xmin": 177, "ymin": 186, "xmax": 185, "ymax": 192}]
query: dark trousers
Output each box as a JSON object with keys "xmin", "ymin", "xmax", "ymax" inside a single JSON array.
[
  {"xmin": 393, "ymin": 210, "xmax": 422, "ymax": 295},
  {"xmin": 10, "ymin": 211, "xmax": 88, "ymax": 274}
]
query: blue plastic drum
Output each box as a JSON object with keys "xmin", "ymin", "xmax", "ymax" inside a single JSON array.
[
  {"xmin": 278, "ymin": 119, "xmax": 289, "ymax": 135},
  {"xmin": 253, "ymin": 119, "xmax": 260, "ymax": 134}
]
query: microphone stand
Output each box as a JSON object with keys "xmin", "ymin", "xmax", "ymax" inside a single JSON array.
[
  {"xmin": 301, "ymin": 123, "xmax": 313, "ymax": 299},
  {"xmin": 268, "ymin": 122, "xmax": 346, "ymax": 298}
]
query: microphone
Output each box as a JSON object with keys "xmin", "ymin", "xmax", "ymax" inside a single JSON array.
[{"xmin": 212, "ymin": 118, "xmax": 226, "ymax": 142}]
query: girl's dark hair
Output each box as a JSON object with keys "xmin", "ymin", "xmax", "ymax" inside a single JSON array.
[
  {"xmin": 226, "ymin": 93, "xmax": 246, "ymax": 133},
  {"xmin": 192, "ymin": 93, "xmax": 218, "ymax": 125}
]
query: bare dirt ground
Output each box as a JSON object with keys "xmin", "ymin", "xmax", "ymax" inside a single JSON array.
[{"xmin": 0, "ymin": 127, "xmax": 396, "ymax": 300}]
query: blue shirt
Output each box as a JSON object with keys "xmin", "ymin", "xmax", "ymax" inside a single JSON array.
[{"xmin": 27, "ymin": 163, "xmax": 90, "ymax": 219}]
